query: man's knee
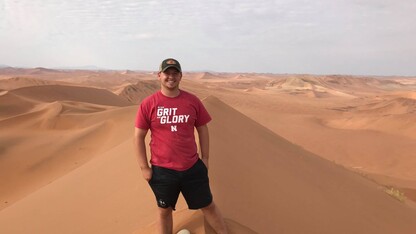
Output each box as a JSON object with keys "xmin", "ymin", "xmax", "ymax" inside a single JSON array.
[
  {"xmin": 157, "ymin": 207, "xmax": 173, "ymax": 218},
  {"xmin": 200, "ymin": 201, "xmax": 215, "ymax": 212}
]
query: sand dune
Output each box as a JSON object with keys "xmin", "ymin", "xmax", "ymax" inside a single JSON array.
[
  {"xmin": 0, "ymin": 67, "xmax": 155, "ymax": 91},
  {"xmin": 29, "ymin": 67, "xmax": 65, "ymax": 75},
  {"xmin": 185, "ymin": 73, "xmax": 272, "ymax": 91},
  {"xmin": 0, "ymin": 104, "xmax": 136, "ymax": 208},
  {"xmin": 204, "ymin": 79, "xmax": 416, "ymax": 199},
  {"xmin": 196, "ymin": 72, "xmax": 225, "ymax": 80},
  {"xmin": 0, "ymin": 67, "xmax": 69, "ymax": 81},
  {"xmin": 324, "ymin": 93, "xmax": 416, "ymax": 140},
  {"xmin": 0, "ymin": 77, "xmax": 70, "ymax": 90},
  {"xmin": 116, "ymin": 80, "xmax": 160, "ymax": 104},
  {"xmin": 0, "ymin": 83, "xmax": 136, "ymax": 211},
  {"xmin": 0, "ymin": 69, "xmax": 415, "ymax": 233},
  {"xmin": 10, "ymin": 85, "xmax": 132, "ymax": 107},
  {"xmin": 0, "ymin": 91, "xmax": 38, "ymax": 119},
  {"xmin": 265, "ymin": 75, "xmax": 404, "ymax": 98},
  {"xmin": 339, "ymin": 95, "xmax": 416, "ymax": 115},
  {"xmin": 0, "ymin": 67, "xmax": 37, "ymax": 76},
  {"xmin": 401, "ymin": 91, "xmax": 416, "ymax": 99},
  {"xmin": 203, "ymin": 96, "xmax": 416, "ymax": 234}
]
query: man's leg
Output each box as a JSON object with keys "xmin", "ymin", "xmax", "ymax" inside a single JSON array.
[
  {"xmin": 149, "ymin": 165, "xmax": 181, "ymax": 234},
  {"xmin": 201, "ymin": 201, "xmax": 228, "ymax": 234},
  {"xmin": 156, "ymin": 207, "xmax": 173, "ymax": 234}
]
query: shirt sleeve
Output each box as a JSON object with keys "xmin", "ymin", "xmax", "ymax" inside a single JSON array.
[
  {"xmin": 135, "ymin": 101, "xmax": 151, "ymax": 129},
  {"xmin": 195, "ymin": 99, "xmax": 212, "ymax": 127}
]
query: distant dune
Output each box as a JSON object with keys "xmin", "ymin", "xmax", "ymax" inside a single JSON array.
[
  {"xmin": 10, "ymin": 85, "xmax": 132, "ymax": 107},
  {"xmin": 116, "ymin": 80, "xmax": 159, "ymax": 104},
  {"xmin": 265, "ymin": 75, "xmax": 405, "ymax": 98},
  {"xmin": 355, "ymin": 97, "xmax": 416, "ymax": 114},
  {"xmin": 0, "ymin": 77, "xmax": 71, "ymax": 90},
  {"xmin": 0, "ymin": 68, "xmax": 415, "ymax": 233}
]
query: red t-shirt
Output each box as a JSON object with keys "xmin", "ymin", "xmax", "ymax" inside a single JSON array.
[{"xmin": 135, "ymin": 90, "xmax": 212, "ymax": 171}]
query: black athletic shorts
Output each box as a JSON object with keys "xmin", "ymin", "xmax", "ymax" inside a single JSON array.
[{"xmin": 149, "ymin": 159, "xmax": 213, "ymax": 210}]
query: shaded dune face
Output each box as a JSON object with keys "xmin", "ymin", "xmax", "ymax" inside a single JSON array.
[
  {"xmin": 0, "ymin": 84, "xmax": 136, "ymax": 212},
  {"xmin": 116, "ymin": 80, "xmax": 160, "ymax": 104},
  {"xmin": 0, "ymin": 69, "xmax": 415, "ymax": 233}
]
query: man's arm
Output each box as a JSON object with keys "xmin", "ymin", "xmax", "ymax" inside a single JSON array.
[
  {"xmin": 197, "ymin": 124, "xmax": 210, "ymax": 169},
  {"xmin": 134, "ymin": 127, "xmax": 152, "ymax": 181}
]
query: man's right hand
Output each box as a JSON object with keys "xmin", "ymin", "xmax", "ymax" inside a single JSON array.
[{"xmin": 141, "ymin": 167, "xmax": 152, "ymax": 182}]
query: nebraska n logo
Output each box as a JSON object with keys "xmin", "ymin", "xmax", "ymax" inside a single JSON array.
[{"xmin": 171, "ymin": 125, "xmax": 177, "ymax": 132}]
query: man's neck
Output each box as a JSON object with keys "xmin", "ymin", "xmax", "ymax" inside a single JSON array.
[{"xmin": 161, "ymin": 88, "xmax": 180, "ymax": 98}]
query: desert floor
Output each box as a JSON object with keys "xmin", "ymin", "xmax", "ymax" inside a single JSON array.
[{"xmin": 0, "ymin": 67, "xmax": 415, "ymax": 233}]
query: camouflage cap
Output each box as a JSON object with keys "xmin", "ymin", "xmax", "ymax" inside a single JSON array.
[{"xmin": 159, "ymin": 58, "xmax": 182, "ymax": 72}]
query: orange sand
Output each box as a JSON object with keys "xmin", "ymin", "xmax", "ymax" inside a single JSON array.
[{"xmin": 0, "ymin": 67, "xmax": 415, "ymax": 233}]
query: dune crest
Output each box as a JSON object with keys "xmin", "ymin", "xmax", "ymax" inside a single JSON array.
[
  {"xmin": 0, "ymin": 77, "xmax": 71, "ymax": 90},
  {"xmin": 11, "ymin": 85, "xmax": 132, "ymax": 106},
  {"xmin": 116, "ymin": 80, "xmax": 159, "ymax": 104}
]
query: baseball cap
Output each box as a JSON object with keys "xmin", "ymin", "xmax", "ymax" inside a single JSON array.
[{"xmin": 159, "ymin": 58, "xmax": 182, "ymax": 73}]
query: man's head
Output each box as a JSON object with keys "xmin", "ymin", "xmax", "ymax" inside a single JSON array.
[
  {"xmin": 159, "ymin": 58, "xmax": 182, "ymax": 73},
  {"xmin": 158, "ymin": 58, "xmax": 182, "ymax": 92}
]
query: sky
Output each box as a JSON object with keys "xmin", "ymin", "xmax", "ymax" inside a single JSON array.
[{"xmin": 0, "ymin": 0, "xmax": 415, "ymax": 76}]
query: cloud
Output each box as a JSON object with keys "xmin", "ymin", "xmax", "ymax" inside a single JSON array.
[
  {"xmin": 0, "ymin": 0, "xmax": 415, "ymax": 75},
  {"xmin": 123, "ymin": 32, "xmax": 157, "ymax": 40}
]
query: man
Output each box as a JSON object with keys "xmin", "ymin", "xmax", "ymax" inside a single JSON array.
[{"xmin": 134, "ymin": 58, "xmax": 228, "ymax": 234}]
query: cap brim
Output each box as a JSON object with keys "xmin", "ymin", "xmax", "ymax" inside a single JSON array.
[{"xmin": 161, "ymin": 65, "xmax": 181, "ymax": 72}]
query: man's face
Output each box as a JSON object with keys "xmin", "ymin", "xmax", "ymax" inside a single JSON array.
[{"xmin": 158, "ymin": 67, "xmax": 182, "ymax": 90}]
